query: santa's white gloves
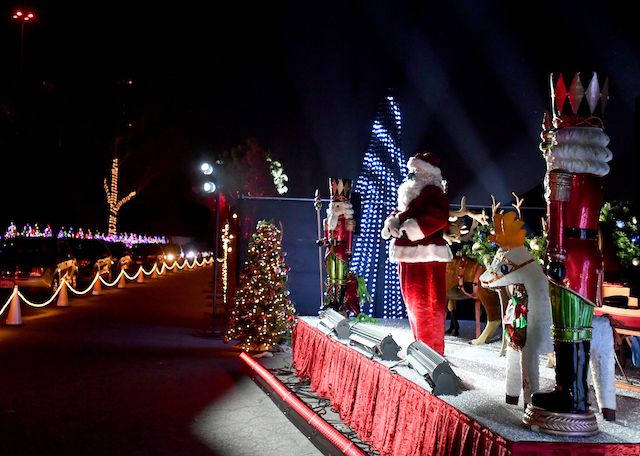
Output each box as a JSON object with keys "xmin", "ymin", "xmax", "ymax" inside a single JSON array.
[{"xmin": 381, "ymin": 216, "xmax": 401, "ymax": 239}]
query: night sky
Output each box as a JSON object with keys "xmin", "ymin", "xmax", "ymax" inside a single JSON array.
[{"xmin": 2, "ymin": 1, "xmax": 640, "ymax": 245}]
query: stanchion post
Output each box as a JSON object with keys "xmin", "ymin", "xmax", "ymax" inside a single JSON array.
[{"xmin": 210, "ymin": 192, "xmax": 222, "ymax": 335}]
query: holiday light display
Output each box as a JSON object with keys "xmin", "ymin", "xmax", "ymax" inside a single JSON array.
[
  {"xmin": 5, "ymin": 222, "xmax": 17, "ymax": 238},
  {"xmin": 225, "ymin": 220, "xmax": 295, "ymax": 351},
  {"xmin": 2, "ymin": 223, "xmax": 165, "ymax": 245},
  {"xmin": 351, "ymin": 94, "xmax": 406, "ymax": 318},
  {"xmin": 104, "ymin": 158, "xmax": 137, "ymax": 235},
  {"xmin": 219, "ymin": 222, "xmax": 235, "ymax": 306}
]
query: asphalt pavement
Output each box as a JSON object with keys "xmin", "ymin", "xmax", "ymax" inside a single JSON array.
[{"xmin": 0, "ymin": 266, "xmax": 322, "ymax": 456}]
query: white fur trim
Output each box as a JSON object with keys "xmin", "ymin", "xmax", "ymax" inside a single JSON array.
[
  {"xmin": 326, "ymin": 202, "xmax": 354, "ymax": 230},
  {"xmin": 389, "ymin": 241, "xmax": 452, "ymax": 263},
  {"xmin": 381, "ymin": 216, "xmax": 400, "ymax": 240},
  {"xmin": 397, "ymin": 176, "xmax": 444, "ymax": 210},
  {"xmin": 546, "ymin": 127, "xmax": 612, "ymax": 176},
  {"xmin": 408, "ymin": 157, "xmax": 441, "ymax": 177},
  {"xmin": 400, "ymin": 218, "xmax": 423, "ymax": 241}
]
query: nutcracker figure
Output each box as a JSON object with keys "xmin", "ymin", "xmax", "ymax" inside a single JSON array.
[
  {"xmin": 317, "ymin": 178, "xmax": 362, "ymax": 316},
  {"xmin": 526, "ymin": 72, "xmax": 613, "ymax": 435}
]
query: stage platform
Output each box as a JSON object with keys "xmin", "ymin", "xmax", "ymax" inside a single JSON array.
[{"xmin": 292, "ymin": 317, "xmax": 640, "ymax": 456}]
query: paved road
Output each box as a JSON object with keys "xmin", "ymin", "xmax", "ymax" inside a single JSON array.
[{"xmin": 0, "ymin": 266, "xmax": 321, "ymax": 456}]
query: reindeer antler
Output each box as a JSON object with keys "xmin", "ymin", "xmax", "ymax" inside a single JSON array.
[
  {"xmin": 489, "ymin": 194, "xmax": 527, "ymax": 249},
  {"xmin": 445, "ymin": 196, "xmax": 488, "ymax": 244},
  {"xmin": 449, "ymin": 196, "xmax": 489, "ymax": 225},
  {"xmin": 491, "ymin": 195, "xmax": 503, "ymax": 218},
  {"xmin": 511, "ymin": 192, "xmax": 524, "ymax": 220}
]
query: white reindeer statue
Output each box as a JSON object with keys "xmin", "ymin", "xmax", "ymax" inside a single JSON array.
[{"xmin": 479, "ymin": 196, "xmax": 616, "ymax": 420}]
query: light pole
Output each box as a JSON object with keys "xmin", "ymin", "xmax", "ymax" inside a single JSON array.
[
  {"xmin": 201, "ymin": 162, "xmax": 222, "ymax": 336},
  {"xmin": 12, "ymin": 9, "xmax": 35, "ymax": 76}
]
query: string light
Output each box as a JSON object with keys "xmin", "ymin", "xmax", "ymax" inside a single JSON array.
[
  {"xmin": 104, "ymin": 158, "xmax": 137, "ymax": 235},
  {"xmin": 351, "ymin": 94, "xmax": 406, "ymax": 318},
  {"xmin": 219, "ymin": 222, "xmax": 234, "ymax": 306},
  {"xmin": 266, "ymin": 156, "xmax": 289, "ymax": 194},
  {"xmin": 226, "ymin": 221, "xmax": 294, "ymax": 351}
]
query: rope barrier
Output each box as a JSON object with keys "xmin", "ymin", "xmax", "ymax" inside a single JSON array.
[
  {"xmin": 66, "ymin": 273, "xmax": 101, "ymax": 296},
  {"xmin": 99, "ymin": 269, "xmax": 127, "ymax": 288},
  {"xmin": 18, "ymin": 279, "xmax": 66, "ymax": 307},
  {"xmin": 0, "ymin": 256, "xmax": 212, "ymax": 317},
  {"xmin": 123, "ymin": 267, "xmax": 142, "ymax": 281},
  {"xmin": 0, "ymin": 287, "xmax": 18, "ymax": 315}
]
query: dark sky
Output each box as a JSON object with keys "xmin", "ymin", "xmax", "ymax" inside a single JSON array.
[{"xmin": 2, "ymin": 1, "xmax": 640, "ymax": 244}]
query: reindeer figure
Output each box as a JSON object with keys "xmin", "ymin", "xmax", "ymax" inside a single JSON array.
[
  {"xmin": 480, "ymin": 195, "xmax": 553, "ymax": 406},
  {"xmin": 445, "ymin": 197, "xmax": 502, "ymax": 344},
  {"xmin": 479, "ymin": 196, "xmax": 617, "ymax": 419}
]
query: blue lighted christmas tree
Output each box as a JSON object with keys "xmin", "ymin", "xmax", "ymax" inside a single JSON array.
[{"xmin": 351, "ymin": 92, "xmax": 407, "ymax": 318}]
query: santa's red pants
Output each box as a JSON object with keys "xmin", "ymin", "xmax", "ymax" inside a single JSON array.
[{"xmin": 398, "ymin": 261, "xmax": 447, "ymax": 355}]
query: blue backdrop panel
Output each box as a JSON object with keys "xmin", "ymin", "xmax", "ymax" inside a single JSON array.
[{"xmin": 237, "ymin": 197, "xmax": 324, "ymax": 316}]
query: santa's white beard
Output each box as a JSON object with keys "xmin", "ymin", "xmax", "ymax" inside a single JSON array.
[{"xmin": 397, "ymin": 173, "xmax": 444, "ymax": 211}]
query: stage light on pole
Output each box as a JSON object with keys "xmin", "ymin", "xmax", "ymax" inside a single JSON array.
[
  {"xmin": 348, "ymin": 323, "xmax": 400, "ymax": 360},
  {"xmin": 197, "ymin": 161, "xmax": 223, "ymax": 337},
  {"xmin": 201, "ymin": 162, "xmax": 213, "ymax": 175},
  {"xmin": 405, "ymin": 339, "xmax": 460, "ymax": 396},
  {"xmin": 317, "ymin": 309, "xmax": 350, "ymax": 339}
]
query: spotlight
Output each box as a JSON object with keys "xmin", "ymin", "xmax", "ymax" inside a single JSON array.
[
  {"xmin": 348, "ymin": 323, "xmax": 400, "ymax": 361},
  {"xmin": 203, "ymin": 182, "xmax": 216, "ymax": 193},
  {"xmin": 316, "ymin": 309, "xmax": 350, "ymax": 339},
  {"xmin": 406, "ymin": 339, "xmax": 460, "ymax": 396},
  {"xmin": 201, "ymin": 162, "xmax": 213, "ymax": 175}
]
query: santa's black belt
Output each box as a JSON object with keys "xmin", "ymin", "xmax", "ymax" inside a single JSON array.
[{"xmin": 564, "ymin": 228, "xmax": 598, "ymax": 240}]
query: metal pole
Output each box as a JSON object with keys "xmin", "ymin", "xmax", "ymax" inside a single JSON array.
[{"xmin": 314, "ymin": 190, "xmax": 324, "ymax": 310}]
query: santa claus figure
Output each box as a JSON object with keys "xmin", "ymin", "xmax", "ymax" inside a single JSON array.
[{"xmin": 381, "ymin": 152, "xmax": 452, "ymax": 354}]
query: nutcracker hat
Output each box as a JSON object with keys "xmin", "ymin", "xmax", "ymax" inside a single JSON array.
[
  {"xmin": 408, "ymin": 151, "xmax": 441, "ymax": 175},
  {"xmin": 550, "ymin": 71, "xmax": 608, "ymax": 129},
  {"xmin": 329, "ymin": 178, "xmax": 352, "ymax": 202}
]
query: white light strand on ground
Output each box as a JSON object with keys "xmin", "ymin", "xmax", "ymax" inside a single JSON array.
[{"xmin": 1, "ymin": 259, "xmax": 212, "ymax": 315}]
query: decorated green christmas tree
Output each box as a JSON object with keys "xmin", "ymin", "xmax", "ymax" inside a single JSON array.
[{"xmin": 225, "ymin": 220, "xmax": 295, "ymax": 351}]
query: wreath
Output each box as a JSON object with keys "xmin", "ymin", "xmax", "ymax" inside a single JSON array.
[{"xmin": 600, "ymin": 201, "xmax": 640, "ymax": 269}]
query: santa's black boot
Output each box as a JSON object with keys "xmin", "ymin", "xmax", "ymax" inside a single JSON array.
[
  {"xmin": 532, "ymin": 341, "xmax": 590, "ymax": 412},
  {"xmin": 525, "ymin": 341, "xmax": 597, "ymax": 436}
]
